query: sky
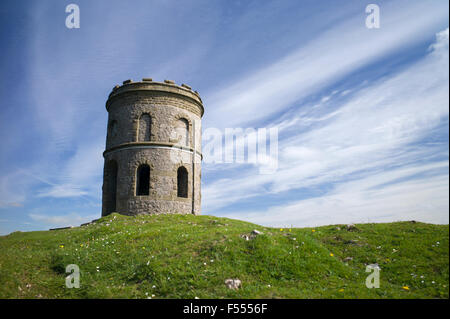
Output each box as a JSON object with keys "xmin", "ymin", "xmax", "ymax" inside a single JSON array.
[{"xmin": 0, "ymin": 0, "xmax": 448, "ymax": 235}]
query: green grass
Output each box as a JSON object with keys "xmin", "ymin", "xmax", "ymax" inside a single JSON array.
[{"xmin": 0, "ymin": 213, "xmax": 448, "ymax": 298}]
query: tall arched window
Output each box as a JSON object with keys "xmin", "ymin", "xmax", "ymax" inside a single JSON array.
[
  {"xmin": 176, "ymin": 118, "xmax": 189, "ymax": 147},
  {"xmin": 104, "ymin": 160, "xmax": 118, "ymax": 215},
  {"xmin": 108, "ymin": 120, "xmax": 118, "ymax": 138},
  {"xmin": 136, "ymin": 164, "xmax": 150, "ymax": 196},
  {"xmin": 138, "ymin": 114, "xmax": 151, "ymax": 142},
  {"xmin": 177, "ymin": 166, "xmax": 188, "ymax": 198}
]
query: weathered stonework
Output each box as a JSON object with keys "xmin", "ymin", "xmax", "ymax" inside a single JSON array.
[{"xmin": 102, "ymin": 79, "xmax": 203, "ymax": 217}]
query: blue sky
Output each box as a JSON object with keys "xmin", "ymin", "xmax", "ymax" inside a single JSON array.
[{"xmin": 0, "ymin": 0, "xmax": 448, "ymax": 234}]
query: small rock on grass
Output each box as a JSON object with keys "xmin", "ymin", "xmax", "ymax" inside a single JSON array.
[
  {"xmin": 225, "ymin": 279, "xmax": 242, "ymax": 290},
  {"xmin": 240, "ymin": 234, "xmax": 250, "ymax": 241},
  {"xmin": 240, "ymin": 230, "xmax": 263, "ymax": 241}
]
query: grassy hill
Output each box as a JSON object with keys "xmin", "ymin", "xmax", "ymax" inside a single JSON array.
[{"xmin": 0, "ymin": 213, "xmax": 448, "ymax": 299}]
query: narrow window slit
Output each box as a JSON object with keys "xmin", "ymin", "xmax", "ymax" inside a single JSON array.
[
  {"xmin": 177, "ymin": 166, "xmax": 188, "ymax": 198},
  {"xmin": 136, "ymin": 164, "xmax": 150, "ymax": 195}
]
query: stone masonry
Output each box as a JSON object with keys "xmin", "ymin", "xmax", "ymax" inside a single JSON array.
[{"xmin": 101, "ymin": 78, "xmax": 203, "ymax": 216}]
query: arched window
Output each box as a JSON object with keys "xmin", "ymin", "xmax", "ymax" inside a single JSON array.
[
  {"xmin": 138, "ymin": 114, "xmax": 152, "ymax": 142},
  {"xmin": 108, "ymin": 120, "xmax": 118, "ymax": 138},
  {"xmin": 103, "ymin": 160, "xmax": 118, "ymax": 215},
  {"xmin": 176, "ymin": 118, "xmax": 189, "ymax": 147},
  {"xmin": 136, "ymin": 164, "xmax": 150, "ymax": 196},
  {"xmin": 177, "ymin": 166, "xmax": 188, "ymax": 198}
]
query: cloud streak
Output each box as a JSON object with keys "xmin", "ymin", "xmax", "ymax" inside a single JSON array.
[
  {"xmin": 29, "ymin": 212, "xmax": 98, "ymax": 227},
  {"xmin": 225, "ymin": 164, "xmax": 449, "ymax": 227},
  {"xmin": 204, "ymin": 0, "xmax": 448, "ymax": 129},
  {"xmin": 203, "ymin": 26, "xmax": 449, "ymax": 226}
]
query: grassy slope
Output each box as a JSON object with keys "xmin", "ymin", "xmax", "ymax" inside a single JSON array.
[{"xmin": 0, "ymin": 213, "xmax": 448, "ymax": 299}]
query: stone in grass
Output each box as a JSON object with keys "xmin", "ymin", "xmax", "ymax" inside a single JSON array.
[
  {"xmin": 240, "ymin": 234, "xmax": 250, "ymax": 241},
  {"xmin": 225, "ymin": 279, "xmax": 242, "ymax": 290},
  {"xmin": 240, "ymin": 230, "xmax": 263, "ymax": 241},
  {"xmin": 345, "ymin": 224, "xmax": 358, "ymax": 231}
]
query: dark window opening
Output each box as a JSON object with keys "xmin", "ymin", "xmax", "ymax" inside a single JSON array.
[
  {"xmin": 104, "ymin": 160, "xmax": 118, "ymax": 216},
  {"xmin": 136, "ymin": 164, "xmax": 150, "ymax": 195},
  {"xmin": 177, "ymin": 166, "xmax": 188, "ymax": 198}
]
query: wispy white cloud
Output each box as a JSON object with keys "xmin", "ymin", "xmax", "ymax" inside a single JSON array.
[
  {"xmin": 204, "ymin": 26, "xmax": 449, "ymax": 227},
  {"xmin": 0, "ymin": 171, "xmax": 29, "ymax": 208},
  {"xmin": 224, "ymin": 164, "xmax": 449, "ymax": 227},
  {"xmin": 29, "ymin": 212, "xmax": 98, "ymax": 227},
  {"xmin": 204, "ymin": 0, "xmax": 448, "ymax": 129},
  {"xmin": 1, "ymin": 140, "xmax": 105, "ymax": 201},
  {"xmin": 36, "ymin": 185, "xmax": 89, "ymax": 198},
  {"xmin": 35, "ymin": 141, "xmax": 104, "ymax": 199}
]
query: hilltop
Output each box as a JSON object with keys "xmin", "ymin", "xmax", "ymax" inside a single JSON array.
[{"xmin": 0, "ymin": 213, "xmax": 448, "ymax": 298}]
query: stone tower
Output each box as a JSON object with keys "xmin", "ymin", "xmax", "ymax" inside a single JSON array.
[{"xmin": 101, "ymin": 78, "xmax": 203, "ymax": 216}]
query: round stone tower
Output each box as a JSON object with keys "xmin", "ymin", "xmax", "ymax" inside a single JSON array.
[{"xmin": 101, "ymin": 78, "xmax": 203, "ymax": 216}]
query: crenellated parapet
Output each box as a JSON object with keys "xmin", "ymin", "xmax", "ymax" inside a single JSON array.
[{"xmin": 106, "ymin": 78, "xmax": 204, "ymax": 117}]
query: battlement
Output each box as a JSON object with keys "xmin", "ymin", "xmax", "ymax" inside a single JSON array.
[{"xmin": 107, "ymin": 78, "xmax": 203, "ymax": 116}]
